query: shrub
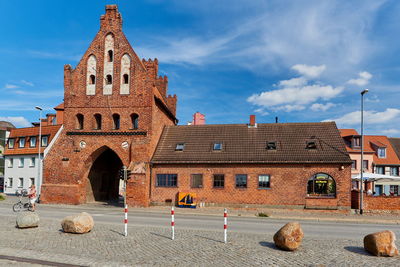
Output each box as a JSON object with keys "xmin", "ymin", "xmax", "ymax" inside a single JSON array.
[{"xmin": 257, "ymin": 212, "xmax": 269, "ymax": 217}]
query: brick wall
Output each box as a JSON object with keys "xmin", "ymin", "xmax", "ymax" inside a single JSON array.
[
  {"xmin": 352, "ymin": 190, "xmax": 400, "ymax": 211},
  {"xmin": 150, "ymin": 164, "xmax": 351, "ymax": 210}
]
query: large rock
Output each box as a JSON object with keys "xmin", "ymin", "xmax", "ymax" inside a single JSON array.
[
  {"xmin": 364, "ymin": 230, "xmax": 399, "ymax": 257},
  {"xmin": 61, "ymin": 212, "xmax": 94, "ymax": 234},
  {"xmin": 273, "ymin": 222, "xmax": 304, "ymax": 251},
  {"xmin": 16, "ymin": 212, "xmax": 39, "ymax": 228}
]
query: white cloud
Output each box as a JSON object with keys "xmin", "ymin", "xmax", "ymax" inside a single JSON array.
[
  {"xmin": 324, "ymin": 108, "xmax": 400, "ymax": 126},
  {"xmin": 254, "ymin": 108, "xmax": 269, "ymax": 116},
  {"xmin": 0, "ymin": 116, "xmax": 31, "ymax": 127},
  {"xmin": 5, "ymin": 84, "xmax": 19, "ymax": 89},
  {"xmin": 381, "ymin": 129, "xmax": 400, "ymax": 135},
  {"xmin": 273, "ymin": 105, "xmax": 306, "ymax": 112},
  {"xmin": 291, "ymin": 64, "xmax": 326, "ymax": 78},
  {"xmin": 21, "ymin": 80, "xmax": 34, "ymax": 86},
  {"xmin": 248, "ymin": 84, "xmax": 344, "ymax": 110},
  {"xmin": 347, "ymin": 71, "xmax": 373, "ymax": 86},
  {"xmin": 310, "ymin": 103, "xmax": 336, "ymax": 112},
  {"xmin": 278, "ymin": 77, "xmax": 307, "ymax": 87}
]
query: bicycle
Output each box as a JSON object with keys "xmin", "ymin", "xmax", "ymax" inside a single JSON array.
[{"xmin": 13, "ymin": 189, "xmax": 34, "ymax": 212}]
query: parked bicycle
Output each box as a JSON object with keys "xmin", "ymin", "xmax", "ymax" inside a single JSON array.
[{"xmin": 13, "ymin": 189, "xmax": 33, "ymax": 212}]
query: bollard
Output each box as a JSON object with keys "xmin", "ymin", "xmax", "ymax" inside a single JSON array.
[
  {"xmin": 124, "ymin": 204, "xmax": 128, "ymax": 237},
  {"xmin": 224, "ymin": 208, "xmax": 227, "ymax": 244},
  {"xmin": 171, "ymin": 206, "xmax": 175, "ymax": 240}
]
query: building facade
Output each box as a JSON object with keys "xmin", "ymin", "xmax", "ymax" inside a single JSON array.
[
  {"xmin": 40, "ymin": 5, "xmax": 352, "ymax": 210},
  {"xmin": 0, "ymin": 121, "xmax": 15, "ymax": 192}
]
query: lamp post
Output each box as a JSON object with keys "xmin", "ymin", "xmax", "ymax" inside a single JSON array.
[
  {"xmin": 360, "ymin": 89, "xmax": 368, "ymax": 215},
  {"xmin": 35, "ymin": 106, "xmax": 42, "ymax": 197}
]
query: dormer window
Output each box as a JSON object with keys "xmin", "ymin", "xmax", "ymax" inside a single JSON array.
[
  {"xmin": 8, "ymin": 138, "xmax": 14, "ymax": 149},
  {"xmin": 353, "ymin": 137, "xmax": 361, "ymax": 148},
  {"xmin": 306, "ymin": 141, "xmax": 317, "ymax": 150},
  {"xmin": 213, "ymin": 143, "xmax": 223, "ymax": 151},
  {"xmin": 378, "ymin": 147, "xmax": 386, "ymax": 158},
  {"xmin": 175, "ymin": 143, "xmax": 185, "ymax": 151},
  {"xmin": 266, "ymin": 141, "xmax": 277, "ymax": 150},
  {"xmin": 19, "ymin": 137, "xmax": 26, "ymax": 148}
]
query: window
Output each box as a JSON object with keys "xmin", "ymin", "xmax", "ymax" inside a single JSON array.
[
  {"xmin": 30, "ymin": 178, "xmax": 35, "ymax": 187},
  {"xmin": 8, "ymin": 139, "xmax": 14, "ymax": 149},
  {"xmin": 175, "ymin": 143, "xmax": 185, "ymax": 151},
  {"xmin": 156, "ymin": 174, "xmax": 177, "ymax": 187},
  {"xmin": 18, "ymin": 178, "xmax": 23, "ymax": 188},
  {"xmin": 390, "ymin": 185, "xmax": 399, "ymax": 196},
  {"xmin": 258, "ymin": 175, "xmax": 270, "ymax": 188},
  {"xmin": 8, "ymin": 158, "xmax": 13, "ymax": 168},
  {"xmin": 94, "ymin": 114, "xmax": 102, "ymax": 130},
  {"xmin": 106, "ymin": 75, "xmax": 112, "ymax": 85},
  {"xmin": 235, "ymin": 174, "xmax": 247, "ymax": 188},
  {"xmin": 378, "ymin": 148, "xmax": 386, "ymax": 158},
  {"xmin": 30, "ymin": 136, "xmax": 36, "ymax": 147},
  {"xmin": 108, "ymin": 50, "xmax": 113, "ymax": 62},
  {"xmin": 90, "ymin": 74, "xmax": 96, "ymax": 85},
  {"xmin": 18, "ymin": 158, "xmax": 24, "ymax": 168},
  {"xmin": 307, "ymin": 173, "xmax": 336, "ymax": 197},
  {"xmin": 363, "ymin": 160, "xmax": 369, "ymax": 170},
  {"xmin": 353, "ymin": 137, "xmax": 361, "ymax": 148},
  {"xmin": 213, "ymin": 143, "xmax": 223, "ymax": 151},
  {"xmin": 123, "ymin": 74, "xmax": 129, "ymax": 84},
  {"xmin": 213, "ymin": 174, "xmax": 224, "ymax": 188},
  {"xmin": 131, "ymin": 113, "xmax": 139, "ymax": 129},
  {"xmin": 266, "ymin": 141, "xmax": 277, "ymax": 150},
  {"xmin": 375, "ymin": 166, "xmax": 384, "ymax": 174},
  {"xmin": 30, "ymin": 157, "xmax": 35, "ymax": 167},
  {"xmin": 390, "ymin": 167, "xmax": 399, "ymax": 176},
  {"xmin": 112, "ymin": 114, "xmax": 120, "ymax": 130},
  {"xmin": 306, "ymin": 141, "xmax": 317, "ymax": 149},
  {"xmin": 351, "ymin": 160, "xmax": 357, "ymax": 170},
  {"xmin": 8, "ymin": 178, "xmax": 13, "ymax": 188},
  {"xmin": 191, "ymin": 174, "xmax": 203, "ymax": 188},
  {"xmin": 76, "ymin": 114, "xmax": 84, "ymax": 130},
  {"xmin": 19, "ymin": 137, "xmax": 25, "ymax": 148},
  {"xmin": 41, "ymin": 136, "xmax": 49, "ymax": 147}
]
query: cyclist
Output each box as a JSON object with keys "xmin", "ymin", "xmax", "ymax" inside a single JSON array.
[{"xmin": 28, "ymin": 185, "xmax": 37, "ymax": 212}]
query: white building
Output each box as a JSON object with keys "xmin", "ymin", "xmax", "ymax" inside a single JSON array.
[
  {"xmin": 0, "ymin": 121, "xmax": 15, "ymax": 192},
  {"xmin": 4, "ymin": 124, "xmax": 62, "ymax": 196}
]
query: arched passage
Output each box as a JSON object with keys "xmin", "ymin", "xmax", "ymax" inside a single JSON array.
[{"xmin": 86, "ymin": 148, "xmax": 123, "ymax": 202}]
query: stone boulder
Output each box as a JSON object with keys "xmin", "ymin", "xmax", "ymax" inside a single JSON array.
[
  {"xmin": 273, "ymin": 222, "xmax": 304, "ymax": 251},
  {"xmin": 364, "ymin": 230, "xmax": 399, "ymax": 257},
  {"xmin": 61, "ymin": 212, "xmax": 94, "ymax": 234},
  {"xmin": 16, "ymin": 212, "xmax": 39, "ymax": 228}
]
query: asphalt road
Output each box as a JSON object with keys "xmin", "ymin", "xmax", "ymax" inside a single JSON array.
[{"xmin": 1, "ymin": 201, "xmax": 399, "ymax": 240}]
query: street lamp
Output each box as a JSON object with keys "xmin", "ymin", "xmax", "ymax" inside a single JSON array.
[
  {"xmin": 35, "ymin": 106, "xmax": 42, "ymax": 198},
  {"xmin": 360, "ymin": 89, "xmax": 368, "ymax": 215}
]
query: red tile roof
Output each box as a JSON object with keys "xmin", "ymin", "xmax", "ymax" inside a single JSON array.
[
  {"xmin": 339, "ymin": 129, "xmax": 359, "ymax": 136},
  {"xmin": 4, "ymin": 125, "xmax": 61, "ymax": 155},
  {"xmin": 339, "ymin": 128, "xmax": 375, "ymax": 153},
  {"xmin": 365, "ymin": 135, "xmax": 400, "ymax": 165},
  {"xmin": 54, "ymin": 103, "xmax": 64, "ymax": 110}
]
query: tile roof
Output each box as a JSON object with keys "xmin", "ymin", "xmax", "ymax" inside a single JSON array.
[
  {"xmin": 339, "ymin": 129, "xmax": 359, "ymax": 136},
  {"xmin": 366, "ymin": 135, "xmax": 400, "ymax": 165},
  {"xmin": 339, "ymin": 129, "xmax": 375, "ymax": 153},
  {"xmin": 152, "ymin": 122, "xmax": 351, "ymax": 164},
  {"xmin": 54, "ymin": 103, "xmax": 64, "ymax": 110},
  {"xmin": 4, "ymin": 125, "xmax": 61, "ymax": 156},
  {"xmin": 389, "ymin": 138, "xmax": 400, "ymax": 160}
]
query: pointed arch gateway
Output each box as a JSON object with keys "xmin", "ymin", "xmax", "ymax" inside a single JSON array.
[{"xmin": 85, "ymin": 146, "xmax": 123, "ymax": 202}]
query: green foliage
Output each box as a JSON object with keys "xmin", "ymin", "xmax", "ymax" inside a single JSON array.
[
  {"xmin": 257, "ymin": 212, "xmax": 269, "ymax": 217},
  {"xmin": 0, "ymin": 194, "xmax": 5, "ymax": 201}
]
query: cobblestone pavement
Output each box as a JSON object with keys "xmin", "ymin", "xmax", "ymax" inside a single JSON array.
[{"xmin": 0, "ymin": 215, "xmax": 399, "ymax": 266}]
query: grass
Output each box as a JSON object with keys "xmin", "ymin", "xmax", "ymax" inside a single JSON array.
[
  {"xmin": 257, "ymin": 212, "xmax": 269, "ymax": 217},
  {"xmin": 0, "ymin": 194, "xmax": 5, "ymax": 201}
]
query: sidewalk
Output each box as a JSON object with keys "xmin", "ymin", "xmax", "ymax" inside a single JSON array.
[{"xmin": 1, "ymin": 195, "xmax": 399, "ymax": 225}]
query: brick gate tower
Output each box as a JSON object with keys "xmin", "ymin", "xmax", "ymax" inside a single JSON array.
[{"xmin": 41, "ymin": 5, "xmax": 177, "ymax": 206}]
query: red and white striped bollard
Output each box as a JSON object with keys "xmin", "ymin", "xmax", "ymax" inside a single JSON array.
[
  {"xmin": 171, "ymin": 206, "xmax": 175, "ymax": 240},
  {"xmin": 124, "ymin": 204, "xmax": 128, "ymax": 237},
  {"xmin": 224, "ymin": 208, "xmax": 227, "ymax": 243}
]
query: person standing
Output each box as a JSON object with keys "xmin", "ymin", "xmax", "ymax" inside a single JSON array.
[{"xmin": 28, "ymin": 185, "xmax": 37, "ymax": 212}]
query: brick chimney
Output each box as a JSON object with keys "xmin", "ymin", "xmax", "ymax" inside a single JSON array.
[
  {"xmin": 249, "ymin": 115, "xmax": 256, "ymax": 127},
  {"xmin": 192, "ymin": 112, "xmax": 205, "ymax": 125}
]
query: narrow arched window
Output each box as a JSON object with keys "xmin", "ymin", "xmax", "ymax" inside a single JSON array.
[
  {"xmin": 94, "ymin": 114, "xmax": 102, "ymax": 130},
  {"xmin": 108, "ymin": 50, "xmax": 113, "ymax": 62},
  {"xmin": 113, "ymin": 114, "xmax": 120, "ymax": 130},
  {"xmin": 307, "ymin": 173, "xmax": 336, "ymax": 197},
  {"xmin": 76, "ymin": 114, "xmax": 84, "ymax": 130},
  {"xmin": 90, "ymin": 75, "xmax": 96, "ymax": 85},
  {"xmin": 123, "ymin": 74, "xmax": 129, "ymax": 84},
  {"xmin": 131, "ymin": 113, "xmax": 139, "ymax": 129},
  {"xmin": 106, "ymin": 75, "xmax": 112, "ymax": 85}
]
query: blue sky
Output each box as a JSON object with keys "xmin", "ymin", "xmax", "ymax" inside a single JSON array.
[{"xmin": 0, "ymin": 0, "xmax": 399, "ymax": 135}]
